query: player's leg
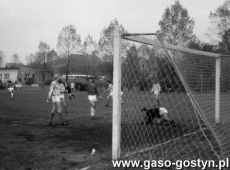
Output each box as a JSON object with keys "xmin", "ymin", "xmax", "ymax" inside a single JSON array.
[
  {"xmin": 161, "ymin": 112, "xmax": 169, "ymax": 121},
  {"xmin": 89, "ymin": 100, "xmax": 96, "ymax": 118},
  {"xmin": 88, "ymin": 95, "xmax": 97, "ymax": 119},
  {"xmin": 49, "ymin": 102, "xmax": 56, "ymax": 126},
  {"xmin": 93, "ymin": 100, "xmax": 97, "ymax": 119},
  {"xmin": 105, "ymin": 94, "xmax": 111, "ymax": 107},
  {"xmin": 154, "ymin": 92, "xmax": 161, "ymax": 107},
  {"xmin": 159, "ymin": 107, "xmax": 171, "ymax": 125},
  {"xmin": 69, "ymin": 87, "xmax": 75, "ymax": 98},
  {"xmin": 68, "ymin": 88, "xmax": 72, "ymax": 100},
  {"xmin": 11, "ymin": 90, "xmax": 14, "ymax": 99},
  {"xmin": 9, "ymin": 88, "xmax": 14, "ymax": 99},
  {"xmin": 67, "ymin": 87, "xmax": 75, "ymax": 99},
  {"xmin": 7, "ymin": 88, "xmax": 10, "ymax": 97},
  {"xmin": 8, "ymin": 88, "xmax": 12, "ymax": 98},
  {"xmin": 56, "ymin": 100, "xmax": 67, "ymax": 125},
  {"xmin": 121, "ymin": 91, "xmax": 124, "ymax": 104},
  {"xmin": 156, "ymin": 118, "xmax": 163, "ymax": 124},
  {"xmin": 11, "ymin": 89, "xmax": 13, "ymax": 98},
  {"xmin": 68, "ymin": 93, "xmax": 72, "ymax": 100},
  {"xmin": 61, "ymin": 97, "xmax": 68, "ymax": 113}
]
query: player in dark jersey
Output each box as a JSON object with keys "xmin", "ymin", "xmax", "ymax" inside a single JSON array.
[
  {"xmin": 87, "ymin": 77, "xmax": 102, "ymax": 119},
  {"xmin": 64, "ymin": 81, "xmax": 75, "ymax": 100},
  {"xmin": 7, "ymin": 80, "xmax": 15, "ymax": 99}
]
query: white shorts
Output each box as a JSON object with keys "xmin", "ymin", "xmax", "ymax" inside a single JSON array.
[
  {"xmin": 8, "ymin": 87, "xmax": 14, "ymax": 92},
  {"xmin": 59, "ymin": 94, "xmax": 65, "ymax": 99},
  {"xmin": 109, "ymin": 92, "xmax": 113, "ymax": 97},
  {"xmin": 88, "ymin": 95, "xmax": 97, "ymax": 102},
  {"xmin": 71, "ymin": 83, "xmax": 75, "ymax": 89},
  {"xmin": 159, "ymin": 107, "xmax": 168, "ymax": 116},
  {"xmin": 52, "ymin": 96, "xmax": 61, "ymax": 103}
]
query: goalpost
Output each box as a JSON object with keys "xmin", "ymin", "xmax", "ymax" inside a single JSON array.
[
  {"xmin": 112, "ymin": 30, "xmax": 230, "ymax": 161},
  {"xmin": 112, "ymin": 30, "xmax": 122, "ymax": 159}
]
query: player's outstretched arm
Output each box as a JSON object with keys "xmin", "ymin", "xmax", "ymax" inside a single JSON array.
[{"xmin": 104, "ymin": 87, "xmax": 109, "ymax": 93}]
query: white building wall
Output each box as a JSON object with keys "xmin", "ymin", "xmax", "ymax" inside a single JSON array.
[{"xmin": 0, "ymin": 69, "xmax": 19, "ymax": 82}]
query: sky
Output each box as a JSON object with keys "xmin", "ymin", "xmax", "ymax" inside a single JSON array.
[{"xmin": 0, "ymin": 0, "xmax": 226, "ymax": 64}]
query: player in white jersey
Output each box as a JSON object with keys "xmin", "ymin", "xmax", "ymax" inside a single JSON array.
[
  {"xmin": 151, "ymin": 82, "xmax": 161, "ymax": 107},
  {"xmin": 104, "ymin": 81, "xmax": 113, "ymax": 107},
  {"xmin": 104, "ymin": 81, "xmax": 124, "ymax": 107},
  {"xmin": 47, "ymin": 74, "xmax": 67, "ymax": 126},
  {"xmin": 59, "ymin": 82, "xmax": 68, "ymax": 113}
]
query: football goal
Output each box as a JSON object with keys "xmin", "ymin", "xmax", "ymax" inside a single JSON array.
[{"xmin": 112, "ymin": 30, "xmax": 230, "ymax": 163}]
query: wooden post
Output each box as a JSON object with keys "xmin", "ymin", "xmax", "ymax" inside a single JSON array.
[
  {"xmin": 112, "ymin": 30, "xmax": 121, "ymax": 160},
  {"xmin": 215, "ymin": 57, "xmax": 221, "ymax": 123}
]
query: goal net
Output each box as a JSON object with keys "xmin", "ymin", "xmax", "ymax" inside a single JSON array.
[{"xmin": 113, "ymin": 31, "xmax": 230, "ymax": 163}]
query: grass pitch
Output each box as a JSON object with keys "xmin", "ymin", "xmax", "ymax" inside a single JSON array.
[
  {"xmin": 0, "ymin": 88, "xmax": 115, "ymax": 170},
  {"xmin": 0, "ymin": 88, "xmax": 230, "ymax": 169}
]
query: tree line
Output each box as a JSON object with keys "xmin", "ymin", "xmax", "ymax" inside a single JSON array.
[
  {"xmin": 1, "ymin": 0, "xmax": 230, "ymax": 90},
  {"xmin": 122, "ymin": 0, "xmax": 230, "ymax": 92}
]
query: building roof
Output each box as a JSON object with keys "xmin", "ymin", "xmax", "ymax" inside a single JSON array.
[
  {"xmin": 0, "ymin": 68, "xmax": 19, "ymax": 70},
  {"xmin": 20, "ymin": 65, "xmax": 53, "ymax": 72}
]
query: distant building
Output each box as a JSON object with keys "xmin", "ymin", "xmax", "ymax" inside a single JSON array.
[
  {"xmin": 0, "ymin": 68, "xmax": 18, "ymax": 82},
  {"xmin": 5, "ymin": 63, "xmax": 23, "ymax": 69},
  {"xmin": 0, "ymin": 66, "xmax": 53, "ymax": 84},
  {"xmin": 61, "ymin": 74, "xmax": 94, "ymax": 83}
]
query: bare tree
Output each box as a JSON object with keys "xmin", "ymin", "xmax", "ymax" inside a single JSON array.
[
  {"xmin": 209, "ymin": 0, "xmax": 230, "ymax": 38},
  {"xmin": 26, "ymin": 53, "xmax": 36, "ymax": 65},
  {"xmin": 57, "ymin": 25, "xmax": 81, "ymax": 80},
  {"xmin": 98, "ymin": 19, "xmax": 129, "ymax": 63},
  {"xmin": 0, "ymin": 50, "xmax": 4, "ymax": 67},
  {"xmin": 83, "ymin": 35, "xmax": 98, "ymax": 76},
  {"xmin": 12, "ymin": 53, "xmax": 21, "ymax": 64},
  {"xmin": 37, "ymin": 41, "xmax": 50, "ymax": 65},
  {"xmin": 47, "ymin": 49, "xmax": 57, "ymax": 64},
  {"xmin": 37, "ymin": 41, "xmax": 50, "ymax": 86},
  {"xmin": 158, "ymin": 0, "xmax": 195, "ymax": 45}
]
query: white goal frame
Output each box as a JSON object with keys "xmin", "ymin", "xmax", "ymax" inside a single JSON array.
[{"xmin": 112, "ymin": 30, "xmax": 227, "ymax": 160}]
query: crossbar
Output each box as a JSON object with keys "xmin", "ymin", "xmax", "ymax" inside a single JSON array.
[
  {"xmin": 123, "ymin": 33, "xmax": 156, "ymax": 36},
  {"xmin": 122, "ymin": 35, "xmax": 222, "ymax": 58}
]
